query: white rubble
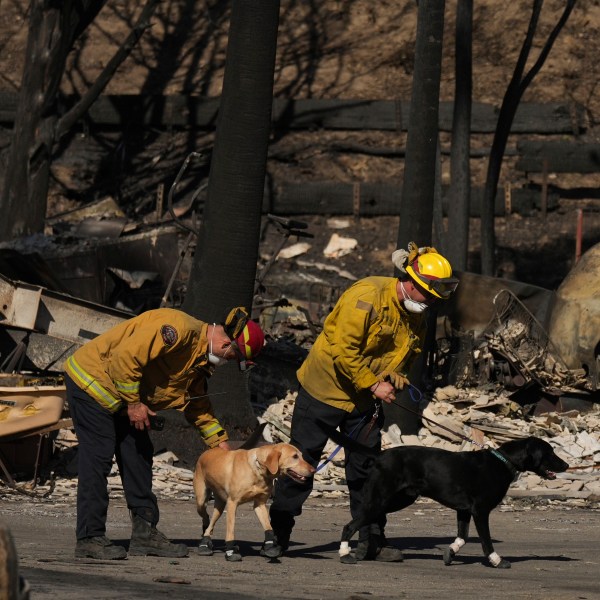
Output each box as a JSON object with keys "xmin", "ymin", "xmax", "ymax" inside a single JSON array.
[
  {"xmin": 7, "ymin": 386, "xmax": 597, "ymax": 506},
  {"xmin": 260, "ymin": 386, "xmax": 600, "ymax": 503}
]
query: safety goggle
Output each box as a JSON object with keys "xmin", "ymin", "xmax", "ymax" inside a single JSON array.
[{"xmin": 408, "ymin": 268, "xmax": 459, "ymax": 299}]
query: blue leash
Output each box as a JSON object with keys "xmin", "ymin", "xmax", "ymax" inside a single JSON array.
[
  {"xmin": 317, "ymin": 383, "xmax": 422, "ymax": 472},
  {"xmin": 407, "ymin": 383, "xmax": 423, "ymax": 404}
]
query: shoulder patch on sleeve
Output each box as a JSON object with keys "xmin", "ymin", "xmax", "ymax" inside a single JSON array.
[
  {"xmin": 160, "ymin": 324, "xmax": 178, "ymax": 346},
  {"xmin": 356, "ymin": 300, "xmax": 377, "ymax": 320}
]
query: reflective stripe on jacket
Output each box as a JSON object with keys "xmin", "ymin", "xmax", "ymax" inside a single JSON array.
[
  {"xmin": 298, "ymin": 276, "xmax": 427, "ymax": 413},
  {"xmin": 64, "ymin": 308, "xmax": 227, "ymax": 448}
]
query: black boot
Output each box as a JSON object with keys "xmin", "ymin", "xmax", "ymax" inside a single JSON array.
[
  {"xmin": 355, "ymin": 532, "xmax": 403, "ymax": 562},
  {"xmin": 75, "ymin": 536, "xmax": 127, "ymax": 560},
  {"xmin": 129, "ymin": 514, "xmax": 188, "ymax": 557},
  {"xmin": 375, "ymin": 532, "xmax": 404, "ymax": 562}
]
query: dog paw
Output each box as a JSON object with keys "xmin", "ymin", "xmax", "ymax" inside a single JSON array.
[
  {"xmin": 225, "ymin": 547, "xmax": 243, "ymax": 562},
  {"xmin": 443, "ymin": 547, "xmax": 455, "ymax": 566},
  {"xmin": 340, "ymin": 553, "xmax": 357, "ymax": 565},
  {"xmin": 260, "ymin": 540, "xmax": 283, "ymax": 559},
  {"xmin": 495, "ymin": 559, "xmax": 511, "ymax": 569},
  {"xmin": 488, "ymin": 552, "xmax": 511, "ymax": 569},
  {"xmin": 197, "ymin": 536, "xmax": 214, "ymax": 556}
]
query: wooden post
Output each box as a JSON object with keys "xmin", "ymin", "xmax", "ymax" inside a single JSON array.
[
  {"xmin": 155, "ymin": 183, "xmax": 164, "ymax": 223},
  {"xmin": 575, "ymin": 208, "xmax": 583, "ymax": 263},
  {"xmin": 541, "ymin": 158, "xmax": 548, "ymax": 219},
  {"xmin": 504, "ymin": 182, "xmax": 512, "ymax": 215}
]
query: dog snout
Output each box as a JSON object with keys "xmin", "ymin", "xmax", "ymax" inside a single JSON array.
[
  {"xmin": 301, "ymin": 459, "xmax": 316, "ymax": 477},
  {"xmin": 555, "ymin": 457, "xmax": 570, "ymax": 472}
]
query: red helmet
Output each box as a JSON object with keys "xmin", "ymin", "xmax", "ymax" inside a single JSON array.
[{"xmin": 235, "ymin": 320, "xmax": 265, "ymax": 361}]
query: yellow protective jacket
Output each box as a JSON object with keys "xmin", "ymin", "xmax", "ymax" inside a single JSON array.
[
  {"xmin": 298, "ymin": 276, "xmax": 427, "ymax": 413},
  {"xmin": 65, "ymin": 308, "xmax": 227, "ymax": 448}
]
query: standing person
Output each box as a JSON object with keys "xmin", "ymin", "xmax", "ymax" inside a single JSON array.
[
  {"xmin": 269, "ymin": 242, "xmax": 458, "ymax": 561},
  {"xmin": 65, "ymin": 306, "xmax": 265, "ymax": 560}
]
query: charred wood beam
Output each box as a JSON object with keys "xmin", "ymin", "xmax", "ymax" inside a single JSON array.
[
  {"xmin": 264, "ymin": 182, "xmax": 558, "ymax": 217},
  {"xmin": 516, "ymin": 141, "xmax": 600, "ymax": 173},
  {"xmin": 267, "ymin": 141, "xmax": 514, "ymax": 161},
  {"xmin": 324, "ymin": 142, "xmax": 515, "ymax": 158},
  {"xmin": 0, "ymin": 95, "xmax": 584, "ymax": 134}
]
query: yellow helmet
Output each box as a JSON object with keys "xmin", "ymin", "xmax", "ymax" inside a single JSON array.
[{"xmin": 405, "ymin": 252, "xmax": 459, "ymax": 299}]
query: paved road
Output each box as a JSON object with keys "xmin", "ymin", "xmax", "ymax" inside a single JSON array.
[{"xmin": 2, "ymin": 495, "xmax": 598, "ymax": 600}]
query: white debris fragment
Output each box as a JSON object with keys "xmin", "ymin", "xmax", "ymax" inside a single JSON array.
[
  {"xmin": 326, "ymin": 218, "xmax": 351, "ymax": 229},
  {"xmin": 323, "ymin": 233, "xmax": 358, "ymax": 258},
  {"xmin": 278, "ymin": 242, "xmax": 312, "ymax": 259}
]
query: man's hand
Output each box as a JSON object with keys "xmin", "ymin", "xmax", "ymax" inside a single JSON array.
[
  {"xmin": 380, "ymin": 371, "xmax": 409, "ymax": 391},
  {"xmin": 370, "ymin": 380, "xmax": 396, "ymax": 404},
  {"xmin": 127, "ymin": 402, "xmax": 156, "ymax": 430}
]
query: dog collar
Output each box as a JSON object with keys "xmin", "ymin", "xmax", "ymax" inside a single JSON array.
[{"xmin": 490, "ymin": 449, "xmax": 518, "ymax": 477}]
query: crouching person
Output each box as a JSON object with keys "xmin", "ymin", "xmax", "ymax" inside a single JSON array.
[{"xmin": 65, "ymin": 306, "xmax": 265, "ymax": 560}]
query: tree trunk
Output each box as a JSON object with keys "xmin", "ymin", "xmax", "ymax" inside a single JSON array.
[
  {"xmin": 183, "ymin": 0, "xmax": 280, "ymax": 322},
  {"xmin": 182, "ymin": 0, "xmax": 280, "ymax": 432},
  {"xmin": 446, "ymin": 0, "xmax": 472, "ymax": 271},
  {"xmin": 0, "ymin": 0, "xmax": 106, "ymax": 242},
  {"xmin": 396, "ymin": 0, "xmax": 445, "ymax": 251},
  {"xmin": 480, "ymin": 0, "xmax": 575, "ymax": 275},
  {"xmin": 0, "ymin": 0, "xmax": 157, "ymax": 243}
]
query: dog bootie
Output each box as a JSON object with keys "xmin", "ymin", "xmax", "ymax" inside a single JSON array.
[
  {"xmin": 260, "ymin": 539, "xmax": 283, "ymax": 559},
  {"xmin": 225, "ymin": 543, "xmax": 242, "ymax": 562},
  {"xmin": 443, "ymin": 547, "xmax": 456, "ymax": 565},
  {"xmin": 260, "ymin": 530, "xmax": 283, "ymax": 558},
  {"xmin": 197, "ymin": 536, "xmax": 214, "ymax": 556}
]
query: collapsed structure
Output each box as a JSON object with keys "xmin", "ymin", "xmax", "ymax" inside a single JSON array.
[{"xmin": 0, "ymin": 223, "xmax": 599, "ymax": 504}]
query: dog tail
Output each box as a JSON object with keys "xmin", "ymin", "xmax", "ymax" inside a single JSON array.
[
  {"xmin": 316, "ymin": 420, "xmax": 380, "ymax": 457},
  {"xmin": 238, "ymin": 422, "xmax": 268, "ymax": 450}
]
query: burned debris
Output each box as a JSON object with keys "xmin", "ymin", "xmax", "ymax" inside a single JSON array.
[
  {"xmin": 0, "ymin": 212, "xmax": 599, "ymax": 506},
  {"xmin": 439, "ymin": 289, "xmax": 589, "ymax": 398}
]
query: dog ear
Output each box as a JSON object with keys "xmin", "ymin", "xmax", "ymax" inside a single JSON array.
[{"xmin": 264, "ymin": 447, "xmax": 281, "ymax": 476}]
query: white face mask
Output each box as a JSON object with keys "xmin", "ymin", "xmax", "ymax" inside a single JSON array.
[
  {"xmin": 400, "ymin": 281, "xmax": 428, "ymax": 314},
  {"xmin": 208, "ymin": 324, "xmax": 229, "ymax": 367}
]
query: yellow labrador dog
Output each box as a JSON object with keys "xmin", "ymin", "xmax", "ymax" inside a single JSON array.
[{"xmin": 194, "ymin": 442, "xmax": 315, "ymax": 561}]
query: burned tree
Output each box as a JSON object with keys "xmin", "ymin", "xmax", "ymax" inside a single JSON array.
[
  {"xmin": 397, "ymin": 0, "xmax": 445, "ymax": 251},
  {"xmin": 183, "ymin": 0, "xmax": 281, "ymax": 322},
  {"xmin": 0, "ymin": 0, "xmax": 159, "ymax": 242},
  {"xmin": 480, "ymin": 0, "xmax": 577, "ymax": 276},
  {"xmin": 182, "ymin": 0, "xmax": 280, "ymax": 430},
  {"xmin": 446, "ymin": 0, "xmax": 473, "ymax": 271}
]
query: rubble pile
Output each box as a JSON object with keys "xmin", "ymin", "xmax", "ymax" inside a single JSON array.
[
  {"xmin": 471, "ymin": 321, "xmax": 588, "ymax": 393},
  {"xmin": 260, "ymin": 387, "xmax": 600, "ymax": 503},
  {"xmin": 456, "ymin": 289, "xmax": 590, "ymax": 394},
  {"xmin": 2, "ymin": 387, "xmax": 598, "ymax": 506}
]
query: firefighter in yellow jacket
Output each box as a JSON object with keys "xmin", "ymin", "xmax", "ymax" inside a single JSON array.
[
  {"xmin": 269, "ymin": 242, "xmax": 458, "ymax": 561},
  {"xmin": 65, "ymin": 306, "xmax": 265, "ymax": 560}
]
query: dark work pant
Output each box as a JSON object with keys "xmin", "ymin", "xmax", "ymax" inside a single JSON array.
[
  {"xmin": 269, "ymin": 386, "xmax": 385, "ymax": 541},
  {"xmin": 66, "ymin": 374, "xmax": 158, "ymax": 540}
]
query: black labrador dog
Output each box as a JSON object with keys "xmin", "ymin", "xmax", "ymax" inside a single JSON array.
[{"xmin": 320, "ymin": 423, "xmax": 569, "ymax": 569}]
